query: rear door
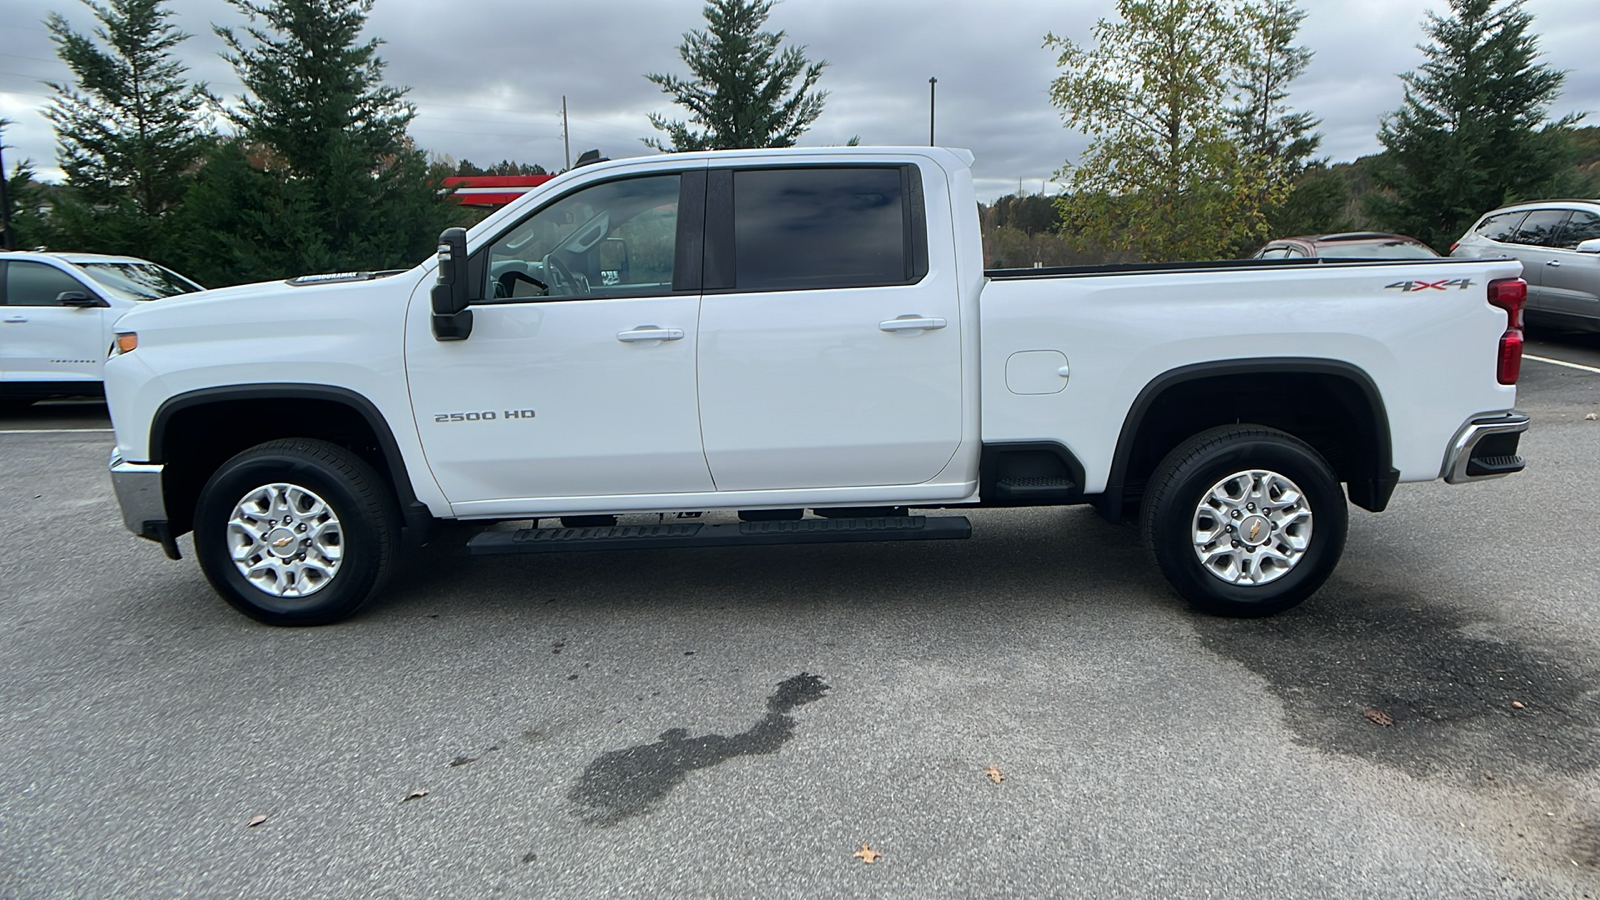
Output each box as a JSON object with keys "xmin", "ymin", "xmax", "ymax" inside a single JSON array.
[
  {"xmin": 695, "ymin": 163, "xmax": 963, "ymax": 491},
  {"xmin": 0, "ymin": 260, "xmax": 110, "ymax": 390}
]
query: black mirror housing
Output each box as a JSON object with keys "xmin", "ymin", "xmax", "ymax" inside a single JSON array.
[
  {"xmin": 431, "ymin": 227, "xmax": 474, "ymax": 341},
  {"xmin": 58, "ymin": 291, "xmax": 107, "ymax": 308}
]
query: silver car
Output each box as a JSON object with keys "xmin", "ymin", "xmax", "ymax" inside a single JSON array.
[{"xmin": 1450, "ymin": 200, "xmax": 1600, "ymax": 332}]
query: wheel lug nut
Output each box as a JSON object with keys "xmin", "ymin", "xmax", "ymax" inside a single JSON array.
[
  {"xmin": 1231, "ymin": 510, "xmax": 1241, "ymax": 519},
  {"xmin": 297, "ymin": 524, "xmax": 307, "ymax": 532},
  {"xmin": 1232, "ymin": 540, "xmax": 1241, "ymax": 548}
]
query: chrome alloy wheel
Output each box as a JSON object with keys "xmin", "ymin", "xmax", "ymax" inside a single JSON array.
[
  {"xmin": 1190, "ymin": 469, "xmax": 1313, "ymax": 586},
  {"xmin": 226, "ymin": 483, "xmax": 343, "ymax": 597}
]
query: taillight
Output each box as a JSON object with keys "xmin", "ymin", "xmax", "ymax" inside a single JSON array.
[
  {"xmin": 1449, "ymin": 241, "xmax": 1459, "ymax": 253},
  {"xmin": 1487, "ymin": 277, "xmax": 1526, "ymax": 385}
]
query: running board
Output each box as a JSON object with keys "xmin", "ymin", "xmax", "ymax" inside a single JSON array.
[{"xmin": 467, "ymin": 515, "xmax": 972, "ymax": 555}]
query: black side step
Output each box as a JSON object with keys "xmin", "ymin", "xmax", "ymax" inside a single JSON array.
[{"xmin": 467, "ymin": 515, "xmax": 972, "ymax": 556}]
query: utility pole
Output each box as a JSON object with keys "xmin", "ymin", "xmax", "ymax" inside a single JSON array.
[
  {"xmin": 562, "ymin": 96, "xmax": 571, "ymax": 171},
  {"xmin": 927, "ymin": 77, "xmax": 937, "ymax": 147}
]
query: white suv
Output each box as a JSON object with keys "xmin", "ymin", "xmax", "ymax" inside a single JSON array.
[
  {"xmin": 1, "ymin": 251, "xmax": 203, "ymax": 408},
  {"xmin": 1450, "ymin": 200, "xmax": 1600, "ymax": 332}
]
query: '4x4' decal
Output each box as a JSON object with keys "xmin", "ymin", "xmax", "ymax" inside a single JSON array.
[{"xmin": 1386, "ymin": 278, "xmax": 1474, "ymax": 292}]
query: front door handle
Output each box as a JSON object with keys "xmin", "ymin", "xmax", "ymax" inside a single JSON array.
[
  {"xmin": 1546, "ymin": 259, "xmax": 1561, "ymax": 267},
  {"xmin": 878, "ymin": 315, "xmax": 948, "ymax": 333},
  {"xmin": 3, "ymin": 315, "xmax": 27, "ymax": 324},
  {"xmin": 616, "ymin": 326, "xmax": 685, "ymax": 343}
]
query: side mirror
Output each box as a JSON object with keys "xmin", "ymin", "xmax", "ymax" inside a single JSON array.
[
  {"xmin": 431, "ymin": 227, "xmax": 474, "ymax": 341},
  {"xmin": 58, "ymin": 291, "xmax": 108, "ymax": 308},
  {"xmin": 1576, "ymin": 239, "xmax": 1600, "ymax": 254}
]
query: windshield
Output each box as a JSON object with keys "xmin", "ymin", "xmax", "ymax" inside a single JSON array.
[
  {"xmin": 78, "ymin": 262, "xmax": 205, "ymax": 300},
  {"xmin": 1318, "ymin": 242, "xmax": 1438, "ymax": 260}
]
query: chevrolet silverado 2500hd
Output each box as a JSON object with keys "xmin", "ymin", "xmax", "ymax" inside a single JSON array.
[{"xmin": 103, "ymin": 147, "xmax": 1530, "ymax": 625}]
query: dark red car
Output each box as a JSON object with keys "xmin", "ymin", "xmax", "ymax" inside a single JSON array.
[{"xmin": 1252, "ymin": 232, "xmax": 1441, "ymax": 260}]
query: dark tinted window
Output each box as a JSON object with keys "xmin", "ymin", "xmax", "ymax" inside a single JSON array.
[
  {"xmin": 1508, "ymin": 210, "xmax": 1570, "ymax": 246},
  {"xmin": 1554, "ymin": 210, "xmax": 1600, "ymax": 249},
  {"xmin": 1474, "ymin": 211, "xmax": 1527, "ymax": 242},
  {"xmin": 733, "ymin": 167, "xmax": 908, "ymax": 290},
  {"xmin": 5, "ymin": 261, "xmax": 92, "ymax": 306}
]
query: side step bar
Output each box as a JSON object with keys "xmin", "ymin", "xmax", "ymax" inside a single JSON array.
[{"xmin": 468, "ymin": 515, "xmax": 972, "ymax": 556}]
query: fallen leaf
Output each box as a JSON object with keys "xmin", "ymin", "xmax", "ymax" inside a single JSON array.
[
  {"xmin": 985, "ymin": 765, "xmax": 1004, "ymax": 784},
  {"xmin": 402, "ymin": 788, "xmax": 430, "ymax": 803},
  {"xmin": 1511, "ymin": 701, "xmax": 1525, "ymax": 710},
  {"xmin": 247, "ymin": 815, "xmax": 268, "ymax": 828},
  {"xmin": 1586, "ymin": 413, "xmax": 1597, "ymax": 421},
  {"xmin": 449, "ymin": 756, "xmax": 476, "ymax": 767},
  {"xmin": 853, "ymin": 843, "xmax": 881, "ymax": 865},
  {"xmin": 1363, "ymin": 708, "xmax": 1394, "ymax": 727}
]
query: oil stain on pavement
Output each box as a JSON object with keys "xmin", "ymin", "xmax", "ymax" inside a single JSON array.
[
  {"xmin": 569, "ymin": 672, "xmax": 829, "ymax": 825},
  {"xmin": 1194, "ymin": 590, "xmax": 1600, "ymax": 779}
]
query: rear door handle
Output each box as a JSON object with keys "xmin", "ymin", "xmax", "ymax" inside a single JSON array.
[
  {"xmin": 878, "ymin": 315, "xmax": 948, "ymax": 333},
  {"xmin": 3, "ymin": 315, "xmax": 27, "ymax": 324},
  {"xmin": 616, "ymin": 326, "xmax": 685, "ymax": 343}
]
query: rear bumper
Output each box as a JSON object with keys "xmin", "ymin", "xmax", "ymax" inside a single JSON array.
[
  {"xmin": 1441, "ymin": 411, "xmax": 1529, "ymax": 484},
  {"xmin": 109, "ymin": 451, "xmax": 180, "ymax": 559}
]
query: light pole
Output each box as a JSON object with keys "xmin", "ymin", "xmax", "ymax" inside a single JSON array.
[{"xmin": 928, "ymin": 77, "xmax": 937, "ymax": 147}]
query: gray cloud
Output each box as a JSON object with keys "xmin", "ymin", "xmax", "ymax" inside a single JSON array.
[{"xmin": 1, "ymin": 0, "xmax": 1594, "ymax": 203}]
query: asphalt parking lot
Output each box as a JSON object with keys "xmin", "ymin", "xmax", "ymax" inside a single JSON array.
[{"xmin": 2, "ymin": 332, "xmax": 1597, "ymax": 898}]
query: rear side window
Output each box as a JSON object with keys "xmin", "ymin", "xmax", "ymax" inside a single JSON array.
[
  {"xmin": 1508, "ymin": 210, "xmax": 1570, "ymax": 246},
  {"xmin": 729, "ymin": 167, "xmax": 921, "ymax": 291},
  {"xmin": 1554, "ymin": 210, "xmax": 1600, "ymax": 249},
  {"xmin": 1474, "ymin": 211, "xmax": 1527, "ymax": 242}
]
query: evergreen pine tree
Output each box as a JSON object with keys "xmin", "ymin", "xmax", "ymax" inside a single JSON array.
[
  {"xmin": 646, "ymin": 0, "xmax": 830, "ymax": 151},
  {"xmin": 1368, "ymin": 0, "xmax": 1578, "ymax": 250},
  {"xmin": 43, "ymin": 0, "xmax": 211, "ymax": 258},
  {"xmin": 199, "ymin": 0, "xmax": 452, "ymax": 280},
  {"xmin": 1229, "ymin": 0, "xmax": 1320, "ymax": 181}
]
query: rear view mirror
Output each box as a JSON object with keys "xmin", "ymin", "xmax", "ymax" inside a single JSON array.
[
  {"xmin": 1576, "ymin": 239, "xmax": 1600, "ymax": 254},
  {"xmin": 431, "ymin": 227, "xmax": 474, "ymax": 341}
]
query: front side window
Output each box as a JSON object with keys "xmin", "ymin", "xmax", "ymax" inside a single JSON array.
[
  {"xmin": 732, "ymin": 167, "xmax": 911, "ymax": 291},
  {"xmin": 4, "ymin": 261, "xmax": 93, "ymax": 306},
  {"xmin": 1554, "ymin": 210, "xmax": 1600, "ymax": 249},
  {"xmin": 1508, "ymin": 210, "xmax": 1570, "ymax": 247},
  {"xmin": 485, "ymin": 174, "xmax": 681, "ymax": 302}
]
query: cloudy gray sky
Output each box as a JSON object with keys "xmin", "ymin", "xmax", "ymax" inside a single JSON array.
[{"xmin": 2, "ymin": 0, "xmax": 1597, "ymax": 202}]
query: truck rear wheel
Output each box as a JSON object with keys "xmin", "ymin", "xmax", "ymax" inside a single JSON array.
[
  {"xmin": 1141, "ymin": 426, "xmax": 1346, "ymax": 617},
  {"xmin": 193, "ymin": 439, "xmax": 399, "ymax": 626}
]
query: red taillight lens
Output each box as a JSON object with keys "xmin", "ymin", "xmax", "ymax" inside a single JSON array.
[
  {"xmin": 1487, "ymin": 277, "xmax": 1526, "ymax": 385},
  {"xmin": 1449, "ymin": 241, "xmax": 1459, "ymax": 253}
]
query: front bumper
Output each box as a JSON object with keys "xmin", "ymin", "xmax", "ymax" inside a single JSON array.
[
  {"xmin": 1441, "ymin": 411, "xmax": 1530, "ymax": 484},
  {"xmin": 109, "ymin": 451, "xmax": 180, "ymax": 559}
]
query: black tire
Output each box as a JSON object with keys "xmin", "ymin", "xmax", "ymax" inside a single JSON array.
[
  {"xmin": 1140, "ymin": 426, "xmax": 1347, "ymax": 618},
  {"xmin": 193, "ymin": 439, "xmax": 399, "ymax": 626}
]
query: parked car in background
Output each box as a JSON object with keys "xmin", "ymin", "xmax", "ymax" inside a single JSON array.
[
  {"xmin": 1, "ymin": 251, "xmax": 205, "ymax": 407},
  {"xmin": 1450, "ymin": 200, "xmax": 1600, "ymax": 332},
  {"xmin": 1253, "ymin": 233, "xmax": 1441, "ymax": 260}
]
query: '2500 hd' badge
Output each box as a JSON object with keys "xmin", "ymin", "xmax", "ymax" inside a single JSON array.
[
  {"xmin": 1386, "ymin": 278, "xmax": 1473, "ymax": 292},
  {"xmin": 433, "ymin": 409, "xmax": 536, "ymax": 423}
]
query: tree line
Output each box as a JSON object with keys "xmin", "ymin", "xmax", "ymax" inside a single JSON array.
[{"xmin": 2, "ymin": 0, "xmax": 1594, "ymax": 283}]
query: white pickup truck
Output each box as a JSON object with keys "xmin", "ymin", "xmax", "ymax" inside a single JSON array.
[{"xmin": 103, "ymin": 147, "xmax": 1530, "ymax": 626}]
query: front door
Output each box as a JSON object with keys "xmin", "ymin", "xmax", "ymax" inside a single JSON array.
[
  {"xmin": 0, "ymin": 260, "xmax": 111, "ymax": 390},
  {"xmin": 405, "ymin": 171, "xmax": 714, "ymax": 507},
  {"xmin": 696, "ymin": 164, "xmax": 964, "ymax": 492}
]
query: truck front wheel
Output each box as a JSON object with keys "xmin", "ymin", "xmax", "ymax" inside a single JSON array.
[
  {"xmin": 1141, "ymin": 426, "xmax": 1347, "ymax": 617},
  {"xmin": 193, "ymin": 439, "xmax": 399, "ymax": 626}
]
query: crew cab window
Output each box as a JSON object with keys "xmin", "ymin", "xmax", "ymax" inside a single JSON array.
[
  {"xmin": 731, "ymin": 167, "xmax": 918, "ymax": 291},
  {"xmin": 484, "ymin": 174, "xmax": 680, "ymax": 302},
  {"xmin": 1554, "ymin": 210, "xmax": 1600, "ymax": 248},
  {"xmin": 1474, "ymin": 211, "xmax": 1527, "ymax": 242},
  {"xmin": 3, "ymin": 261, "xmax": 93, "ymax": 306},
  {"xmin": 1508, "ymin": 210, "xmax": 1569, "ymax": 246}
]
